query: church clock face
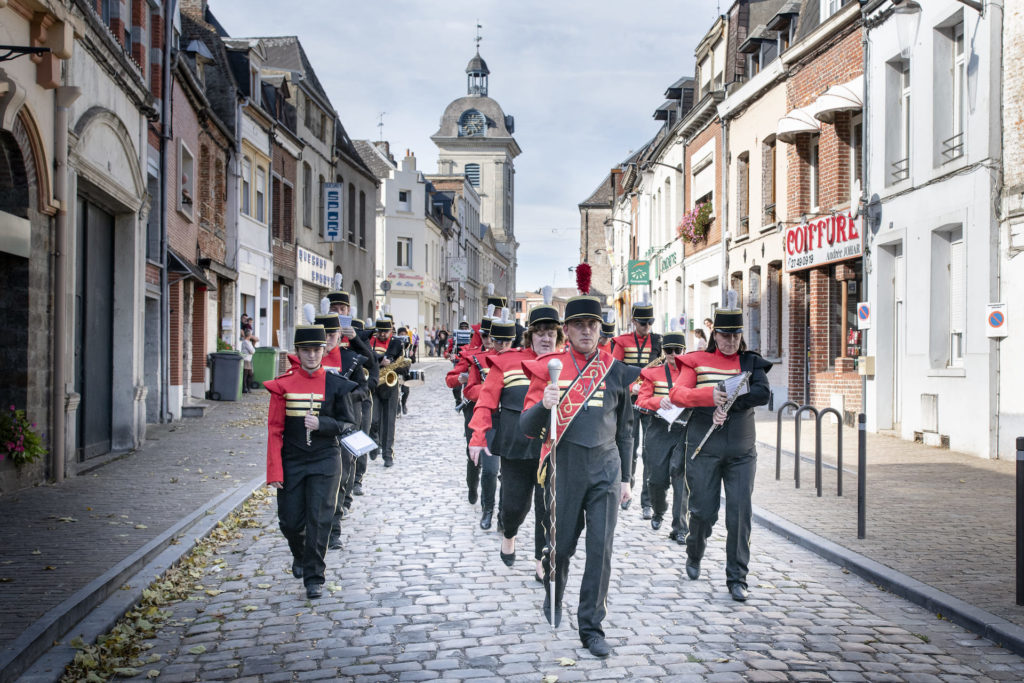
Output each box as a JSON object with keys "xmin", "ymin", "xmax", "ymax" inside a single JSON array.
[{"xmin": 458, "ymin": 109, "xmax": 486, "ymax": 137}]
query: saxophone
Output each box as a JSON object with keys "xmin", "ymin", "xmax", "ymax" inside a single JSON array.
[
  {"xmin": 631, "ymin": 353, "xmax": 666, "ymax": 390},
  {"xmin": 378, "ymin": 356, "xmax": 412, "ymax": 388}
]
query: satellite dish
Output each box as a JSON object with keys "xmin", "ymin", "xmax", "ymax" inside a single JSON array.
[{"xmin": 850, "ymin": 179, "xmax": 862, "ymax": 219}]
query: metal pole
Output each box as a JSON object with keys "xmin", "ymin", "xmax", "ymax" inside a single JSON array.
[
  {"xmin": 858, "ymin": 413, "xmax": 866, "ymax": 539},
  {"xmin": 794, "ymin": 416, "xmax": 801, "ymax": 489},
  {"xmin": 1017, "ymin": 437, "xmax": 1024, "ymax": 605},
  {"xmin": 815, "ymin": 416, "xmax": 823, "ymax": 497}
]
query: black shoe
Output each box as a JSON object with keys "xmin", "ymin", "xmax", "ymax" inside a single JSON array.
[
  {"xmin": 328, "ymin": 536, "xmax": 343, "ymax": 551},
  {"xmin": 352, "ymin": 482, "xmax": 364, "ymax": 496},
  {"xmin": 306, "ymin": 583, "xmax": 323, "ymax": 599},
  {"xmin": 620, "ymin": 498, "xmax": 631, "ymax": 511},
  {"xmin": 369, "ymin": 449, "xmax": 379, "ymax": 461},
  {"xmin": 384, "ymin": 458, "xmax": 394, "ymax": 468},
  {"xmin": 468, "ymin": 488, "xmax": 478, "ymax": 505},
  {"xmin": 480, "ymin": 510, "xmax": 493, "ymax": 530},
  {"xmin": 650, "ymin": 515, "xmax": 662, "ymax": 531},
  {"xmin": 542, "ymin": 596, "xmax": 562, "ymax": 627},
  {"xmin": 669, "ymin": 531, "xmax": 687, "ymax": 545},
  {"xmin": 642, "ymin": 506, "xmax": 653, "ymax": 520},
  {"xmin": 499, "ymin": 549, "xmax": 516, "ymax": 567},
  {"xmin": 402, "ymin": 404, "xmax": 408, "ymax": 415},
  {"xmin": 585, "ymin": 636, "xmax": 611, "ymax": 658},
  {"xmin": 729, "ymin": 584, "xmax": 749, "ymax": 602},
  {"xmin": 685, "ymin": 557, "xmax": 701, "ymax": 581},
  {"xmin": 291, "ymin": 561, "xmax": 303, "ymax": 579}
]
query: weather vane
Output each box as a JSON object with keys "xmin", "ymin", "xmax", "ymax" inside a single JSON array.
[
  {"xmin": 376, "ymin": 111, "xmax": 386, "ymax": 143},
  {"xmin": 475, "ymin": 21, "xmax": 482, "ymax": 52}
]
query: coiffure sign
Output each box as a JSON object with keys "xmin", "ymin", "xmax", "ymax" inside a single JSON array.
[{"xmin": 783, "ymin": 213, "xmax": 862, "ymax": 273}]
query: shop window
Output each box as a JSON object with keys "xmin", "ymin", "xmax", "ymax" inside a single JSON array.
[{"xmin": 828, "ymin": 261, "xmax": 862, "ymax": 368}]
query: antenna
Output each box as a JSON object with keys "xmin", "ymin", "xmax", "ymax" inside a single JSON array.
[{"xmin": 376, "ymin": 112, "xmax": 386, "ymax": 143}]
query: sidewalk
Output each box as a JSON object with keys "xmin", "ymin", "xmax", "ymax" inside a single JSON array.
[
  {"xmin": 0, "ymin": 393, "xmax": 270, "ymax": 682},
  {"xmin": 751, "ymin": 408, "xmax": 1024, "ymax": 648}
]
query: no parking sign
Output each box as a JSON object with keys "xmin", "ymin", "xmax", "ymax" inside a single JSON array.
[
  {"xmin": 856, "ymin": 302, "xmax": 871, "ymax": 329},
  {"xmin": 986, "ymin": 303, "xmax": 1008, "ymax": 338}
]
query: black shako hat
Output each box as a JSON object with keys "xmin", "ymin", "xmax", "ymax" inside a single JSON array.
[
  {"xmin": 486, "ymin": 295, "xmax": 507, "ymax": 309},
  {"xmin": 563, "ymin": 296, "xmax": 603, "ymax": 323},
  {"xmin": 294, "ymin": 324, "xmax": 327, "ymax": 347},
  {"xmin": 489, "ymin": 321, "xmax": 516, "ymax": 341},
  {"xmin": 713, "ymin": 308, "xmax": 743, "ymax": 334},
  {"xmin": 528, "ymin": 305, "xmax": 560, "ymax": 326},
  {"xmin": 351, "ymin": 318, "xmax": 364, "ymax": 331},
  {"xmin": 631, "ymin": 303, "xmax": 655, "ymax": 322},
  {"xmin": 375, "ymin": 319, "xmax": 393, "ymax": 332},
  {"xmin": 601, "ymin": 321, "xmax": 615, "ymax": 337},
  {"xmin": 314, "ymin": 313, "xmax": 340, "ymax": 331},
  {"xmin": 663, "ymin": 332, "xmax": 686, "ymax": 349},
  {"xmin": 327, "ymin": 290, "xmax": 350, "ymax": 307},
  {"xmin": 479, "ymin": 318, "xmax": 493, "ymax": 335}
]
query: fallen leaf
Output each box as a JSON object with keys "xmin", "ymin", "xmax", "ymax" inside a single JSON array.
[
  {"xmin": 135, "ymin": 524, "xmax": 148, "ymax": 530},
  {"xmin": 556, "ymin": 657, "xmax": 576, "ymax": 666},
  {"xmin": 542, "ymin": 676, "xmax": 558, "ymax": 683},
  {"xmin": 187, "ymin": 645, "xmax": 206, "ymax": 654},
  {"xmin": 256, "ymin": 583, "xmax": 271, "ymax": 589},
  {"xmin": 44, "ymin": 565, "xmax": 57, "ymax": 570},
  {"xmin": 242, "ymin": 605, "xmax": 258, "ymax": 612},
  {"xmin": 147, "ymin": 669, "xmax": 160, "ymax": 678},
  {"xmin": 113, "ymin": 667, "xmax": 141, "ymax": 676},
  {"xmin": 716, "ymin": 658, "xmax": 730, "ymax": 663},
  {"xmin": 57, "ymin": 516, "xmax": 77, "ymax": 523},
  {"xmin": 31, "ymin": 549, "xmax": 41, "ymax": 555},
  {"xmin": 205, "ymin": 589, "xmax": 223, "ymax": 596}
]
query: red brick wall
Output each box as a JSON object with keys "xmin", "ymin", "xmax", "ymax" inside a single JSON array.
[
  {"xmin": 191, "ymin": 288, "xmax": 207, "ymax": 383},
  {"xmin": 682, "ymin": 121, "xmax": 723, "ymax": 257},
  {"xmin": 169, "ymin": 281, "xmax": 182, "ymax": 385}
]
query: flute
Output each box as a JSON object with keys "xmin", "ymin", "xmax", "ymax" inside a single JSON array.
[{"xmin": 306, "ymin": 392, "xmax": 314, "ymax": 446}]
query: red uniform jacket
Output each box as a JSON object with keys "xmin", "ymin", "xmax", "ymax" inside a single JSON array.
[
  {"xmin": 445, "ymin": 343, "xmax": 482, "ymax": 388},
  {"xmin": 668, "ymin": 349, "xmax": 740, "ymax": 409},
  {"xmin": 463, "ymin": 348, "xmax": 494, "ymax": 403},
  {"xmin": 468, "ymin": 348, "xmax": 535, "ymax": 448},
  {"xmin": 636, "ymin": 360, "xmax": 683, "ymax": 412},
  {"xmin": 611, "ymin": 332, "xmax": 660, "ymax": 367}
]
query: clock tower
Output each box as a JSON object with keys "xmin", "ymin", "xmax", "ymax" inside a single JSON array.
[{"xmin": 432, "ymin": 49, "xmax": 521, "ymax": 297}]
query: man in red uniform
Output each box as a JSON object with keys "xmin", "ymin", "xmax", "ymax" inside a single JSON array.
[
  {"xmin": 634, "ymin": 331, "xmax": 688, "ymax": 539},
  {"xmin": 369, "ymin": 319, "xmax": 406, "ymax": 467},
  {"xmin": 446, "ymin": 317, "xmax": 492, "ymax": 505},
  {"xmin": 611, "ymin": 303, "xmax": 662, "ymax": 518},
  {"xmin": 264, "ymin": 324, "xmax": 359, "ymax": 599},
  {"xmin": 520, "ymin": 296, "xmax": 634, "ymax": 658},
  {"xmin": 598, "ymin": 321, "xmax": 615, "ymax": 349},
  {"xmin": 668, "ymin": 306, "xmax": 772, "ymax": 601}
]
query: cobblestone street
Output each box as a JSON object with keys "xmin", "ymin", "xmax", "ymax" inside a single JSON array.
[{"xmin": 85, "ymin": 358, "xmax": 1023, "ymax": 682}]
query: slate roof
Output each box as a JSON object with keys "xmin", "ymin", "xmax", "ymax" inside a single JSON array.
[
  {"xmin": 179, "ymin": 9, "xmax": 239, "ymax": 130},
  {"xmin": 245, "ymin": 36, "xmax": 334, "ymax": 112},
  {"xmin": 352, "ymin": 140, "xmax": 397, "ymax": 180},
  {"xmin": 580, "ymin": 173, "xmax": 614, "ymax": 208}
]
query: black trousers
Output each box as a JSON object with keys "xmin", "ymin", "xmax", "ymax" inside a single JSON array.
[
  {"xmin": 500, "ymin": 457, "xmax": 546, "ymax": 561},
  {"xmin": 643, "ymin": 420, "xmax": 685, "ymax": 520},
  {"xmin": 629, "ymin": 409, "xmax": 652, "ymax": 509},
  {"xmin": 330, "ymin": 451, "xmax": 356, "ymax": 538},
  {"xmin": 544, "ymin": 442, "xmax": 620, "ymax": 645},
  {"xmin": 684, "ymin": 437, "xmax": 757, "ymax": 588},
  {"xmin": 277, "ymin": 452, "xmax": 342, "ymax": 588},
  {"xmin": 462, "ymin": 406, "xmax": 480, "ymax": 500},
  {"xmin": 372, "ymin": 387, "xmax": 399, "ymax": 462},
  {"xmin": 354, "ymin": 395, "xmax": 372, "ymax": 482}
]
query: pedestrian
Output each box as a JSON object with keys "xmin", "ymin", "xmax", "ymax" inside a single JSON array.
[
  {"xmin": 693, "ymin": 328, "xmax": 707, "ymax": 351},
  {"xmin": 437, "ymin": 327, "xmax": 449, "ymax": 357},
  {"xmin": 703, "ymin": 317, "xmax": 714, "ymax": 339},
  {"xmin": 425, "ymin": 327, "xmax": 435, "ymax": 357},
  {"xmin": 469, "ymin": 300, "xmax": 561, "ymax": 582},
  {"xmin": 263, "ymin": 323, "xmax": 360, "ymax": 599},
  {"xmin": 239, "ymin": 329, "xmax": 255, "ymax": 393},
  {"xmin": 520, "ymin": 295, "xmax": 634, "ymax": 659},
  {"xmin": 634, "ymin": 331, "xmax": 688, "ymax": 539},
  {"xmin": 669, "ymin": 299, "xmax": 772, "ymax": 601},
  {"xmin": 610, "ymin": 302, "xmax": 662, "ymax": 520}
]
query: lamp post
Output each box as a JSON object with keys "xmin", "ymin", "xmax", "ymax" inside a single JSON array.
[{"xmin": 892, "ymin": 0, "xmax": 922, "ymax": 59}]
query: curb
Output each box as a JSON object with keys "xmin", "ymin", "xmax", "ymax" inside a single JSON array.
[
  {"xmin": 2, "ymin": 474, "xmax": 265, "ymax": 683},
  {"xmin": 752, "ymin": 503, "xmax": 1024, "ymax": 657}
]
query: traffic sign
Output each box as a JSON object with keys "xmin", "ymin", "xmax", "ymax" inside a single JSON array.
[
  {"xmin": 380, "ymin": 280, "xmax": 392, "ymax": 292},
  {"xmin": 986, "ymin": 302, "xmax": 1007, "ymax": 338},
  {"xmin": 856, "ymin": 302, "xmax": 871, "ymax": 329}
]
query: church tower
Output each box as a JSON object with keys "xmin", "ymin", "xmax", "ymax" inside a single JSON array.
[{"xmin": 432, "ymin": 46, "xmax": 521, "ymax": 297}]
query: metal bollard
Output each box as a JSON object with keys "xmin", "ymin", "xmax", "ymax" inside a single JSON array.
[
  {"xmin": 1017, "ymin": 437, "xmax": 1024, "ymax": 605},
  {"xmin": 816, "ymin": 408, "xmax": 842, "ymax": 498},
  {"xmin": 794, "ymin": 406, "xmax": 818, "ymax": 489},
  {"xmin": 776, "ymin": 402, "xmax": 799, "ymax": 480},
  {"xmin": 857, "ymin": 413, "xmax": 866, "ymax": 539}
]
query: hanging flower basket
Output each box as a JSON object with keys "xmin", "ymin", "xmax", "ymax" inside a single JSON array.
[
  {"xmin": 677, "ymin": 201, "xmax": 713, "ymax": 245},
  {"xmin": 0, "ymin": 405, "xmax": 46, "ymax": 467}
]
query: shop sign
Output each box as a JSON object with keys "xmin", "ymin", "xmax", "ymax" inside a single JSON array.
[
  {"xmin": 657, "ymin": 251, "xmax": 678, "ymax": 276},
  {"xmin": 323, "ymin": 183, "xmax": 342, "ymax": 241},
  {"xmin": 628, "ymin": 260, "xmax": 650, "ymax": 285},
  {"xmin": 296, "ymin": 246, "xmax": 332, "ymax": 287},
  {"xmin": 783, "ymin": 213, "xmax": 862, "ymax": 273}
]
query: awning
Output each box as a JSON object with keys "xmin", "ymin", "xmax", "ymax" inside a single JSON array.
[
  {"xmin": 812, "ymin": 75, "xmax": 864, "ymax": 124},
  {"xmin": 776, "ymin": 106, "xmax": 821, "ymax": 143},
  {"xmin": 168, "ymin": 248, "xmax": 217, "ymax": 290}
]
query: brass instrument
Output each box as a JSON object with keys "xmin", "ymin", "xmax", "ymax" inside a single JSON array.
[
  {"xmin": 378, "ymin": 356, "xmax": 412, "ymax": 388},
  {"xmin": 631, "ymin": 353, "xmax": 666, "ymax": 390}
]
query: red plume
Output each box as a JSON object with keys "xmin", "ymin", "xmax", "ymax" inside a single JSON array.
[{"xmin": 576, "ymin": 263, "xmax": 592, "ymax": 295}]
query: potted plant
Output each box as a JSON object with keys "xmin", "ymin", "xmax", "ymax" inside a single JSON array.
[
  {"xmin": 0, "ymin": 405, "xmax": 47, "ymax": 467},
  {"xmin": 677, "ymin": 201, "xmax": 713, "ymax": 245}
]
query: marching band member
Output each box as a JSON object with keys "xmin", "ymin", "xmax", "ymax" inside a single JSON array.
[
  {"xmin": 264, "ymin": 324, "xmax": 359, "ymax": 599},
  {"xmin": 369, "ymin": 319, "xmax": 406, "ymax": 468},
  {"xmin": 668, "ymin": 300, "xmax": 772, "ymax": 601},
  {"xmin": 446, "ymin": 309, "xmax": 494, "ymax": 505}
]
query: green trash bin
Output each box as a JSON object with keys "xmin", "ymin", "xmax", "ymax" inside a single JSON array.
[
  {"xmin": 252, "ymin": 347, "xmax": 279, "ymax": 388},
  {"xmin": 208, "ymin": 351, "xmax": 243, "ymax": 401}
]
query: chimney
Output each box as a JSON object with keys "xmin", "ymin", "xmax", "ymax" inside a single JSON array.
[
  {"xmin": 179, "ymin": 0, "xmax": 207, "ymax": 17},
  {"xmin": 402, "ymin": 149, "xmax": 416, "ymax": 172},
  {"xmin": 373, "ymin": 140, "xmax": 393, "ymax": 162}
]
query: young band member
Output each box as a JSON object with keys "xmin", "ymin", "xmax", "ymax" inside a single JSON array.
[
  {"xmin": 264, "ymin": 324, "xmax": 359, "ymax": 599},
  {"xmin": 469, "ymin": 304, "xmax": 562, "ymax": 582},
  {"xmin": 446, "ymin": 315, "xmax": 493, "ymax": 506},
  {"xmin": 668, "ymin": 302, "xmax": 772, "ymax": 601},
  {"xmin": 520, "ymin": 295, "xmax": 634, "ymax": 659},
  {"xmin": 633, "ymin": 331, "xmax": 688, "ymax": 539},
  {"xmin": 611, "ymin": 303, "xmax": 662, "ymax": 519},
  {"xmin": 369, "ymin": 319, "xmax": 406, "ymax": 467}
]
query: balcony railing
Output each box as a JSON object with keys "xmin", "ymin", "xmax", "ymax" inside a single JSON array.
[
  {"xmin": 763, "ymin": 203, "xmax": 776, "ymax": 226},
  {"xmin": 942, "ymin": 132, "xmax": 964, "ymax": 162},
  {"xmin": 890, "ymin": 157, "xmax": 909, "ymax": 183}
]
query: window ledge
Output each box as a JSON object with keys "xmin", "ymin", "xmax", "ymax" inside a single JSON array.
[{"xmin": 928, "ymin": 367, "xmax": 966, "ymax": 377}]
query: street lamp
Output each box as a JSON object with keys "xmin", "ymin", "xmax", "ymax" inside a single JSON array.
[{"xmin": 892, "ymin": 0, "xmax": 922, "ymax": 59}]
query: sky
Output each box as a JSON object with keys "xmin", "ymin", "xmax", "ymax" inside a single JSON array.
[{"xmin": 211, "ymin": 0, "xmax": 716, "ymax": 293}]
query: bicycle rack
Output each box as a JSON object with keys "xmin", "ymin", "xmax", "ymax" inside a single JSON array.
[{"xmin": 815, "ymin": 407, "xmax": 843, "ymax": 497}]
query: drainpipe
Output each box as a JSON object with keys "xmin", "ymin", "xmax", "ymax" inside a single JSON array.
[
  {"xmin": 160, "ymin": 0, "xmax": 177, "ymax": 422},
  {"xmin": 52, "ymin": 85, "xmax": 81, "ymax": 483},
  {"xmin": 720, "ymin": 117, "xmax": 730, "ymax": 303}
]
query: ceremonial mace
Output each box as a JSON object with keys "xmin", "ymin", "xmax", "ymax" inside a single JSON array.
[{"xmin": 546, "ymin": 358, "xmax": 563, "ymax": 628}]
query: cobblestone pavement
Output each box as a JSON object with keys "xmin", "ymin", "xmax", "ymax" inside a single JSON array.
[
  {"xmin": 0, "ymin": 394, "xmax": 268, "ymax": 646},
  {"xmin": 101, "ymin": 359, "xmax": 1024, "ymax": 682},
  {"xmin": 751, "ymin": 412, "xmax": 1024, "ymax": 628}
]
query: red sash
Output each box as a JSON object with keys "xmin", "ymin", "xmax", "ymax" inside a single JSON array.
[{"xmin": 537, "ymin": 352, "xmax": 614, "ymax": 483}]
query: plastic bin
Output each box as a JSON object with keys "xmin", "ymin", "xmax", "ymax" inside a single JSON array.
[
  {"xmin": 208, "ymin": 351, "xmax": 243, "ymax": 401},
  {"xmin": 251, "ymin": 347, "xmax": 279, "ymax": 388}
]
